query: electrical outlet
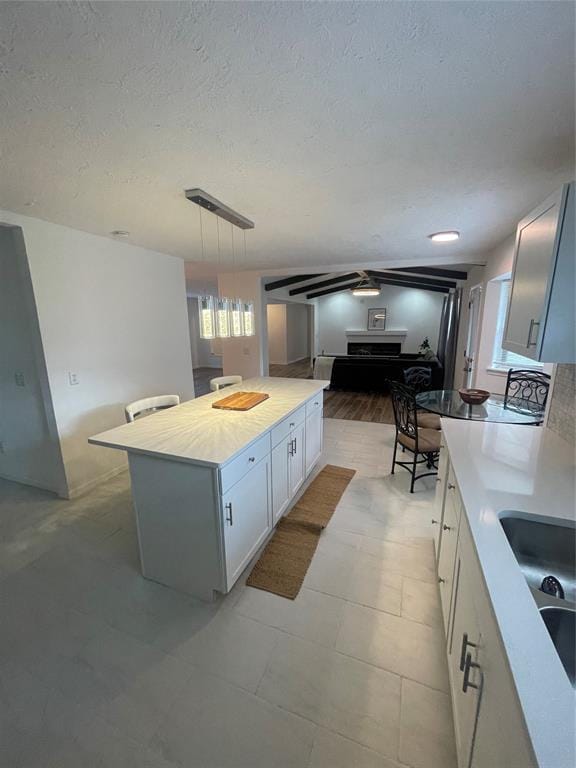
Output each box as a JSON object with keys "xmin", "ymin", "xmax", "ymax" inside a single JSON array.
[
  {"xmin": 68, "ymin": 372, "xmax": 79, "ymax": 386},
  {"xmin": 14, "ymin": 372, "xmax": 25, "ymax": 387}
]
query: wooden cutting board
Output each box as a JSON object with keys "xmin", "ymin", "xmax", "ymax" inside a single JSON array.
[{"xmin": 212, "ymin": 391, "xmax": 270, "ymax": 411}]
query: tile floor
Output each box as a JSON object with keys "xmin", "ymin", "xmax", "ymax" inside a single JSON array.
[{"xmin": 0, "ymin": 419, "xmax": 457, "ymax": 768}]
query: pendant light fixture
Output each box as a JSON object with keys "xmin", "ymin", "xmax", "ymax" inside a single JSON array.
[
  {"xmin": 241, "ymin": 231, "xmax": 255, "ymax": 335},
  {"xmin": 228, "ymin": 224, "xmax": 244, "ymax": 337},
  {"xmin": 197, "ymin": 206, "xmax": 217, "ymax": 339},
  {"xmin": 214, "ymin": 218, "xmax": 231, "ymax": 339},
  {"xmin": 351, "ymin": 276, "xmax": 381, "ymax": 297}
]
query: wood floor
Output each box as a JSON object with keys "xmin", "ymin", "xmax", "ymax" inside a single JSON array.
[
  {"xmin": 323, "ymin": 389, "xmax": 394, "ymax": 424},
  {"xmin": 192, "ymin": 360, "xmax": 394, "ymax": 424}
]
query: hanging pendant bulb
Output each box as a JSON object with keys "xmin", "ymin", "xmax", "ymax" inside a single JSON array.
[
  {"xmin": 229, "ymin": 297, "xmax": 244, "ymax": 337},
  {"xmin": 243, "ymin": 301, "xmax": 255, "ymax": 336},
  {"xmin": 216, "ymin": 296, "xmax": 231, "ymax": 338},
  {"xmin": 198, "ymin": 295, "xmax": 215, "ymax": 339}
]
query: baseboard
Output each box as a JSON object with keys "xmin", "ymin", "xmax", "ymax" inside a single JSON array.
[
  {"xmin": 0, "ymin": 471, "xmax": 64, "ymax": 497},
  {"xmin": 66, "ymin": 463, "xmax": 128, "ymax": 499}
]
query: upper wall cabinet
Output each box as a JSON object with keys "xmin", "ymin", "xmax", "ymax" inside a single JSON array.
[{"xmin": 503, "ymin": 182, "xmax": 575, "ymax": 362}]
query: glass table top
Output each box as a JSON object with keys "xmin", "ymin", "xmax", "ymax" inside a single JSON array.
[{"xmin": 415, "ymin": 389, "xmax": 545, "ymax": 424}]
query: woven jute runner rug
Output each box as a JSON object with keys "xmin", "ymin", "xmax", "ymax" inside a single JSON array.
[{"xmin": 246, "ymin": 464, "xmax": 356, "ymax": 599}]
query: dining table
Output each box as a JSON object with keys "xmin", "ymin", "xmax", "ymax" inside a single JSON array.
[{"xmin": 415, "ymin": 389, "xmax": 545, "ymax": 425}]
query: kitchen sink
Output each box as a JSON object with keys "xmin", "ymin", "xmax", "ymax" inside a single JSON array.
[
  {"xmin": 539, "ymin": 607, "xmax": 576, "ymax": 688},
  {"xmin": 500, "ymin": 515, "xmax": 575, "ymax": 604}
]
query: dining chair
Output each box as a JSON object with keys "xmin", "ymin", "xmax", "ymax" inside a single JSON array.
[
  {"xmin": 504, "ymin": 369, "xmax": 551, "ymax": 417},
  {"xmin": 402, "ymin": 367, "xmax": 440, "ymax": 430},
  {"xmin": 389, "ymin": 381, "xmax": 440, "ymax": 493},
  {"xmin": 125, "ymin": 395, "xmax": 180, "ymax": 423},
  {"xmin": 209, "ymin": 375, "xmax": 243, "ymax": 392}
]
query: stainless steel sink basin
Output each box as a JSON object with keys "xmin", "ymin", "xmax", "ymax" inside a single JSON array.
[
  {"xmin": 500, "ymin": 515, "xmax": 575, "ymax": 604},
  {"xmin": 539, "ymin": 607, "xmax": 576, "ymax": 688}
]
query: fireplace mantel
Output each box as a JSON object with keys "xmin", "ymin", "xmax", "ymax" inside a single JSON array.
[{"xmin": 345, "ymin": 330, "xmax": 408, "ymax": 338}]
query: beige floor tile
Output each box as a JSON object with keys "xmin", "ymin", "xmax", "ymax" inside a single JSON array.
[
  {"xmin": 152, "ymin": 666, "xmax": 316, "ymax": 768},
  {"xmin": 399, "ymin": 678, "xmax": 457, "ymax": 768},
  {"xmin": 257, "ymin": 633, "xmax": 401, "ymax": 760},
  {"xmin": 359, "ymin": 536, "xmax": 436, "ymax": 583},
  {"xmin": 234, "ymin": 585, "xmax": 346, "ymax": 647},
  {"xmin": 309, "ymin": 728, "xmax": 405, "ymax": 768},
  {"xmin": 335, "ymin": 602, "xmax": 449, "ymax": 693},
  {"xmin": 401, "ymin": 577, "xmax": 442, "ymax": 628}
]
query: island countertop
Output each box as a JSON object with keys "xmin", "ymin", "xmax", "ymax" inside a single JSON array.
[
  {"xmin": 89, "ymin": 376, "xmax": 329, "ymax": 468},
  {"xmin": 441, "ymin": 419, "xmax": 575, "ymax": 768}
]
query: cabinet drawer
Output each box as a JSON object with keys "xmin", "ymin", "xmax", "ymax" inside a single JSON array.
[
  {"xmin": 270, "ymin": 405, "xmax": 306, "ymax": 448},
  {"xmin": 305, "ymin": 395, "xmax": 323, "ymax": 419},
  {"xmin": 220, "ymin": 432, "xmax": 271, "ymax": 493}
]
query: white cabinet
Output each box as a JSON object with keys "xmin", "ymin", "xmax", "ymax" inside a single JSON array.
[
  {"xmin": 432, "ymin": 445, "xmax": 449, "ymax": 560},
  {"xmin": 437, "ymin": 464, "xmax": 461, "ymax": 632},
  {"xmin": 289, "ymin": 420, "xmax": 306, "ymax": 497},
  {"xmin": 437, "ymin": 447, "xmax": 538, "ymax": 768},
  {"xmin": 305, "ymin": 406, "xmax": 323, "ymax": 475},
  {"xmin": 504, "ymin": 181, "xmax": 575, "ymax": 362},
  {"xmin": 222, "ymin": 455, "xmax": 271, "ymax": 591},
  {"xmin": 271, "ymin": 439, "xmax": 291, "ymax": 524}
]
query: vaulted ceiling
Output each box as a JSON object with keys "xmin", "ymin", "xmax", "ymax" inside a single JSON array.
[{"xmin": 1, "ymin": 2, "xmax": 574, "ymax": 271}]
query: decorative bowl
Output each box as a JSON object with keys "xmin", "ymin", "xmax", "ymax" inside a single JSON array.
[{"xmin": 458, "ymin": 388, "xmax": 490, "ymax": 405}]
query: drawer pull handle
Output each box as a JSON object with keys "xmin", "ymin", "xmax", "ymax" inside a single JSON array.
[
  {"xmin": 431, "ymin": 519, "xmax": 439, "ymax": 525},
  {"xmin": 438, "ymin": 577, "xmax": 446, "ymax": 584},
  {"xmin": 289, "ymin": 422, "xmax": 295, "ymax": 428},
  {"xmin": 248, "ymin": 456, "xmax": 255, "ymax": 463},
  {"xmin": 527, "ymin": 318, "xmax": 540, "ymax": 348},
  {"xmin": 443, "ymin": 524, "xmax": 452, "ymax": 531},
  {"xmin": 462, "ymin": 652, "xmax": 481, "ymax": 693},
  {"xmin": 448, "ymin": 483, "xmax": 455, "ymax": 490},
  {"xmin": 225, "ymin": 502, "xmax": 233, "ymax": 526},
  {"xmin": 459, "ymin": 632, "xmax": 477, "ymax": 672}
]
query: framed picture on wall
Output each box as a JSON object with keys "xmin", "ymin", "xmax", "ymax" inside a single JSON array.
[{"xmin": 367, "ymin": 308, "xmax": 387, "ymax": 330}]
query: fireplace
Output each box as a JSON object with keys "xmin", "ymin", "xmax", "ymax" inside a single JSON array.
[{"xmin": 347, "ymin": 341, "xmax": 402, "ymax": 356}]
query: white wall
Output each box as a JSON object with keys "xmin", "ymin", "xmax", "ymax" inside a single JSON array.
[
  {"xmin": 267, "ymin": 304, "xmax": 288, "ymax": 364},
  {"xmin": 0, "ymin": 210, "xmax": 194, "ymax": 498},
  {"xmin": 286, "ymin": 303, "xmax": 310, "ymax": 362},
  {"xmin": 315, "ymin": 284, "xmax": 445, "ymax": 355},
  {"xmin": 0, "ymin": 226, "xmax": 67, "ymax": 494},
  {"xmin": 187, "ymin": 297, "xmax": 223, "ymax": 369}
]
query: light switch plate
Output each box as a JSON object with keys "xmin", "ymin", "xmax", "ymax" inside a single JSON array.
[
  {"xmin": 14, "ymin": 372, "xmax": 25, "ymax": 387},
  {"xmin": 68, "ymin": 372, "xmax": 79, "ymax": 386}
]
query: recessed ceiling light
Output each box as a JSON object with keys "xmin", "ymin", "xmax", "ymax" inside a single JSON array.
[
  {"xmin": 110, "ymin": 230, "xmax": 130, "ymax": 237},
  {"xmin": 428, "ymin": 231, "xmax": 460, "ymax": 242}
]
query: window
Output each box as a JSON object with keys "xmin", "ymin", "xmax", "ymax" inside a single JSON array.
[{"xmin": 491, "ymin": 280, "xmax": 543, "ymax": 371}]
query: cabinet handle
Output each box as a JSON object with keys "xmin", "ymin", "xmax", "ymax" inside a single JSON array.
[
  {"xmin": 438, "ymin": 577, "xmax": 446, "ymax": 584},
  {"xmin": 462, "ymin": 651, "xmax": 480, "ymax": 693},
  {"xmin": 527, "ymin": 318, "xmax": 540, "ymax": 348},
  {"xmin": 435, "ymin": 477, "xmax": 442, "ymax": 484},
  {"xmin": 443, "ymin": 524, "xmax": 452, "ymax": 531},
  {"xmin": 292, "ymin": 437, "xmax": 297, "ymax": 454},
  {"xmin": 248, "ymin": 456, "xmax": 255, "ymax": 463},
  {"xmin": 459, "ymin": 632, "xmax": 478, "ymax": 672},
  {"xmin": 289, "ymin": 422, "xmax": 295, "ymax": 428},
  {"xmin": 225, "ymin": 502, "xmax": 233, "ymax": 525},
  {"xmin": 431, "ymin": 518, "xmax": 439, "ymax": 525},
  {"xmin": 448, "ymin": 483, "xmax": 455, "ymax": 490}
]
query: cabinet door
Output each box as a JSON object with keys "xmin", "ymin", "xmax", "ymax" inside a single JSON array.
[
  {"xmin": 503, "ymin": 186, "xmax": 565, "ymax": 359},
  {"xmin": 271, "ymin": 438, "xmax": 291, "ymax": 525},
  {"xmin": 222, "ymin": 457, "xmax": 271, "ymax": 591},
  {"xmin": 305, "ymin": 408, "xmax": 323, "ymax": 476},
  {"xmin": 448, "ymin": 547, "xmax": 482, "ymax": 768},
  {"xmin": 437, "ymin": 467, "xmax": 461, "ymax": 634},
  {"xmin": 432, "ymin": 447, "xmax": 449, "ymax": 561},
  {"xmin": 289, "ymin": 421, "xmax": 306, "ymax": 496}
]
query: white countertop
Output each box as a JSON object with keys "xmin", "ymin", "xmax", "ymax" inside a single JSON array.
[
  {"xmin": 89, "ymin": 377, "xmax": 329, "ymax": 467},
  {"xmin": 442, "ymin": 419, "xmax": 575, "ymax": 768}
]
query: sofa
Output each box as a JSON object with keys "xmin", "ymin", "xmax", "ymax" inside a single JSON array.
[{"xmin": 314, "ymin": 354, "xmax": 444, "ymax": 393}]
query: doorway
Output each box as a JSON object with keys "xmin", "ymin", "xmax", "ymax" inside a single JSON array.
[
  {"xmin": 266, "ymin": 302, "xmax": 313, "ymax": 379},
  {"xmin": 463, "ymin": 285, "xmax": 483, "ymax": 388}
]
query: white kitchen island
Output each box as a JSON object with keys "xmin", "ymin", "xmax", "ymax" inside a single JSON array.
[{"xmin": 89, "ymin": 377, "xmax": 329, "ymax": 600}]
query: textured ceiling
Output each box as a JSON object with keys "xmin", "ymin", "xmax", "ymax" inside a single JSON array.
[{"xmin": 1, "ymin": 1, "xmax": 574, "ymax": 271}]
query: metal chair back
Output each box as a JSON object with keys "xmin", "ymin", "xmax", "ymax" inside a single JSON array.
[{"xmin": 504, "ymin": 369, "xmax": 551, "ymax": 410}]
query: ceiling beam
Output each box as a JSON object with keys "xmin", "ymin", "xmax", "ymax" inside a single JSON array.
[
  {"xmin": 387, "ymin": 266, "xmax": 468, "ymax": 280},
  {"xmin": 306, "ymin": 281, "xmax": 362, "ymax": 299},
  {"xmin": 264, "ymin": 274, "xmax": 326, "ymax": 292},
  {"xmin": 375, "ymin": 277, "xmax": 450, "ymax": 294},
  {"xmin": 367, "ymin": 270, "xmax": 456, "ymax": 289},
  {"xmin": 289, "ymin": 272, "xmax": 360, "ymax": 295}
]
